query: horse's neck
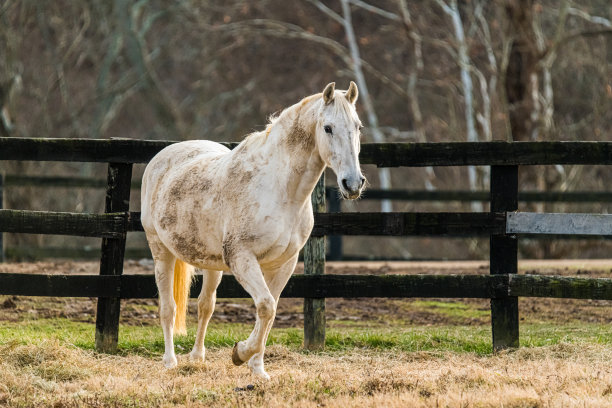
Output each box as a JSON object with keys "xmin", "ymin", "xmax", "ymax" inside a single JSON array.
[{"xmin": 246, "ymin": 98, "xmax": 324, "ymax": 205}]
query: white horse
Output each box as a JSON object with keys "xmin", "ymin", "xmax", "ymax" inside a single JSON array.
[{"xmin": 141, "ymin": 82, "xmax": 365, "ymax": 379}]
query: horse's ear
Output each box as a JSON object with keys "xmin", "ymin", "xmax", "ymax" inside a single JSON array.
[
  {"xmin": 346, "ymin": 81, "xmax": 358, "ymax": 104},
  {"xmin": 322, "ymin": 82, "xmax": 335, "ymax": 105}
]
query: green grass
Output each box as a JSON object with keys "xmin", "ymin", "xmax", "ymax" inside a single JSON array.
[
  {"xmin": 410, "ymin": 300, "xmax": 490, "ymax": 320},
  {"xmin": 1, "ymin": 318, "xmax": 611, "ymax": 358}
]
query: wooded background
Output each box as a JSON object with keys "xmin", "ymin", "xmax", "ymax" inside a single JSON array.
[{"xmin": 1, "ymin": 0, "xmax": 611, "ymax": 260}]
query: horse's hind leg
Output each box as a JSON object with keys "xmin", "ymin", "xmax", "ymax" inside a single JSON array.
[
  {"xmin": 189, "ymin": 269, "xmax": 223, "ymax": 362},
  {"xmin": 148, "ymin": 236, "xmax": 179, "ymax": 368},
  {"xmin": 248, "ymin": 255, "xmax": 298, "ymax": 379}
]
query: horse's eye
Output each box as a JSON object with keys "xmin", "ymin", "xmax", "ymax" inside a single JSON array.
[
  {"xmin": 324, "ymin": 125, "xmax": 333, "ymax": 134},
  {"xmin": 358, "ymin": 125, "xmax": 363, "ymax": 131}
]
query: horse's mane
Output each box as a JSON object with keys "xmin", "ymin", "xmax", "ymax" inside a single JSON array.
[
  {"xmin": 240, "ymin": 90, "xmax": 352, "ymax": 148},
  {"xmin": 240, "ymin": 95, "xmax": 313, "ymax": 148},
  {"xmin": 240, "ymin": 120, "xmax": 276, "ymax": 149}
]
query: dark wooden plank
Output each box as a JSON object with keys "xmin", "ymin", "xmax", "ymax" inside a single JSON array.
[
  {"xmin": 1, "ymin": 138, "xmax": 612, "ymax": 166},
  {"xmin": 0, "ymin": 137, "xmax": 233, "ymax": 163},
  {"xmin": 6, "ymin": 273, "xmax": 612, "ymax": 301},
  {"xmin": 95, "ymin": 163, "xmax": 132, "ymax": 353},
  {"xmin": 352, "ymin": 189, "xmax": 612, "ymax": 203},
  {"xmin": 127, "ymin": 211, "xmax": 506, "ymax": 236},
  {"xmin": 509, "ymin": 274, "xmax": 612, "ymax": 300},
  {"xmin": 490, "ymin": 165, "xmax": 519, "ymax": 351},
  {"xmin": 4, "ymin": 175, "xmax": 142, "ymax": 189},
  {"xmin": 358, "ymin": 189, "xmax": 490, "ymax": 201},
  {"xmin": 5, "ymin": 175, "xmax": 107, "ymax": 188},
  {"xmin": 0, "ymin": 137, "xmax": 172, "ymax": 163},
  {"xmin": 304, "ymin": 175, "xmax": 326, "ymax": 350},
  {"xmin": 5, "ymin": 174, "xmax": 612, "ymax": 203},
  {"xmin": 126, "ymin": 274, "xmax": 509, "ymax": 299},
  {"xmin": 0, "ymin": 209, "xmax": 126, "ymax": 238},
  {"xmin": 281, "ymin": 274, "xmax": 509, "ymax": 299},
  {"xmin": 0, "ymin": 273, "xmax": 507, "ymax": 299},
  {"xmin": 8, "ymin": 273, "xmax": 611, "ymax": 300},
  {"xmin": 4, "ymin": 246, "xmax": 152, "ymax": 261},
  {"xmin": 0, "ymin": 273, "xmax": 120, "ymax": 297},
  {"xmin": 360, "ymin": 141, "xmax": 612, "ymax": 167},
  {"xmin": 311, "ymin": 212, "xmax": 505, "ymax": 236}
]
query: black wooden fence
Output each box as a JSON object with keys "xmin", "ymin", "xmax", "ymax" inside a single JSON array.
[{"xmin": 1, "ymin": 138, "xmax": 612, "ymax": 352}]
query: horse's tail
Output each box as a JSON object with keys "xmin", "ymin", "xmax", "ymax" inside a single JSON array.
[{"xmin": 173, "ymin": 259, "xmax": 194, "ymax": 335}]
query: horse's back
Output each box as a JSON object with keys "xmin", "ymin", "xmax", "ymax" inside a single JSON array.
[
  {"xmin": 141, "ymin": 140, "xmax": 230, "ymax": 233},
  {"xmin": 149, "ymin": 140, "xmax": 230, "ymax": 169}
]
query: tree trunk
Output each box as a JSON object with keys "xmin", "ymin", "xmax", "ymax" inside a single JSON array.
[{"xmin": 504, "ymin": 0, "xmax": 540, "ymax": 142}]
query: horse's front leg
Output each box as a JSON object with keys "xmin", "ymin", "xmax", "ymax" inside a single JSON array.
[
  {"xmin": 228, "ymin": 250, "xmax": 276, "ymax": 378},
  {"xmin": 247, "ymin": 255, "xmax": 298, "ymax": 379}
]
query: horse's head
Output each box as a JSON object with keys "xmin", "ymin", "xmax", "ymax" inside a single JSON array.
[{"xmin": 316, "ymin": 82, "xmax": 366, "ymax": 199}]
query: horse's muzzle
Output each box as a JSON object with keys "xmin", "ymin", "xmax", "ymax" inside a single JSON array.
[{"xmin": 340, "ymin": 176, "xmax": 365, "ymax": 199}]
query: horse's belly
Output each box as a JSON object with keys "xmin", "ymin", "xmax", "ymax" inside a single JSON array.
[{"xmin": 256, "ymin": 238, "xmax": 301, "ymax": 266}]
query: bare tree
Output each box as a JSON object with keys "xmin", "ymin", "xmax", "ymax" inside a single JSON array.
[
  {"xmin": 339, "ymin": 0, "xmax": 393, "ymax": 212},
  {"xmin": 435, "ymin": 0, "xmax": 484, "ymax": 211}
]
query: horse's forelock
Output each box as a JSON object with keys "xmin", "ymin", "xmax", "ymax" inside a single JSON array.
[{"xmin": 329, "ymin": 91, "xmax": 355, "ymax": 121}]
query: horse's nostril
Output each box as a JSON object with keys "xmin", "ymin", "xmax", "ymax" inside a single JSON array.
[
  {"xmin": 359, "ymin": 177, "xmax": 365, "ymax": 188},
  {"xmin": 342, "ymin": 179, "xmax": 349, "ymax": 191}
]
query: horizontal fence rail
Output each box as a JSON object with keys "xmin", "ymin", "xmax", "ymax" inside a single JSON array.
[
  {"xmin": 341, "ymin": 189, "xmax": 612, "ymax": 203},
  {"xmin": 1, "ymin": 273, "xmax": 611, "ymax": 300},
  {"xmin": 0, "ymin": 211, "xmax": 506, "ymax": 237},
  {"xmin": 310, "ymin": 212, "xmax": 505, "ymax": 236},
  {"xmin": 4, "ymin": 246, "xmax": 151, "ymax": 260},
  {"xmin": 508, "ymin": 275, "xmax": 612, "ymax": 300},
  {"xmin": 3, "ymin": 174, "xmax": 610, "ymax": 204},
  {"xmin": 1, "ymin": 138, "xmax": 612, "ymax": 166},
  {"xmin": 507, "ymin": 212, "xmax": 612, "ymax": 236},
  {"xmin": 0, "ymin": 209, "xmax": 126, "ymax": 238},
  {"xmin": 5, "ymin": 210, "xmax": 610, "ymax": 239}
]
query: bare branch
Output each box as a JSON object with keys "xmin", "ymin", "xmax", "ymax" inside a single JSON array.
[
  {"xmin": 212, "ymin": 19, "xmax": 409, "ymax": 99},
  {"xmin": 433, "ymin": 0, "xmax": 453, "ymax": 16},
  {"xmin": 543, "ymin": 29, "xmax": 612, "ymax": 60},
  {"xmin": 349, "ymin": 0, "xmax": 400, "ymax": 21},
  {"xmin": 567, "ymin": 7, "xmax": 612, "ymax": 28},
  {"xmin": 305, "ymin": 0, "xmax": 344, "ymax": 25}
]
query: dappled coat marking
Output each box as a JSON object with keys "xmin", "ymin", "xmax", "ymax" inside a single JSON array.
[{"xmin": 141, "ymin": 82, "xmax": 364, "ymax": 379}]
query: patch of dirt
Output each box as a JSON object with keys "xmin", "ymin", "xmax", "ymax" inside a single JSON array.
[{"xmin": 0, "ymin": 260, "xmax": 611, "ymax": 327}]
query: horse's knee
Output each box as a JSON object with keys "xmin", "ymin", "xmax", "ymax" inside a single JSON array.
[
  {"xmin": 256, "ymin": 296, "xmax": 276, "ymax": 320},
  {"xmin": 197, "ymin": 294, "xmax": 215, "ymax": 316},
  {"xmin": 160, "ymin": 300, "xmax": 176, "ymax": 322}
]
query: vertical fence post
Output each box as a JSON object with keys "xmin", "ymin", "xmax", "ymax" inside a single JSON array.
[
  {"xmin": 95, "ymin": 162, "xmax": 132, "ymax": 353},
  {"xmin": 304, "ymin": 173, "xmax": 326, "ymax": 349},
  {"xmin": 327, "ymin": 188, "xmax": 342, "ymax": 260},
  {"xmin": 490, "ymin": 165, "xmax": 519, "ymax": 350},
  {"xmin": 0, "ymin": 172, "xmax": 4, "ymax": 262}
]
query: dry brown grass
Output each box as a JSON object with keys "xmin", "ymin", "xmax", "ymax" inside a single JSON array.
[{"xmin": 1, "ymin": 341, "xmax": 611, "ymax": 407}]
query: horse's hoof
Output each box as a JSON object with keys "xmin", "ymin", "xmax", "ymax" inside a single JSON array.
[
  {"xmin": 189, "ymin": 350, "xmax": 205, "ymax": 362},
  {"xmin": 163, "ymin": 354, "xmax": 178, "ymax": 369},
  {"xmin": 252, "ymin": 368, "xmax": 271, "ymax": 380},
  {"xmin": 232, "ymin": 342, "xmax": 245, "ymax": 366}
]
